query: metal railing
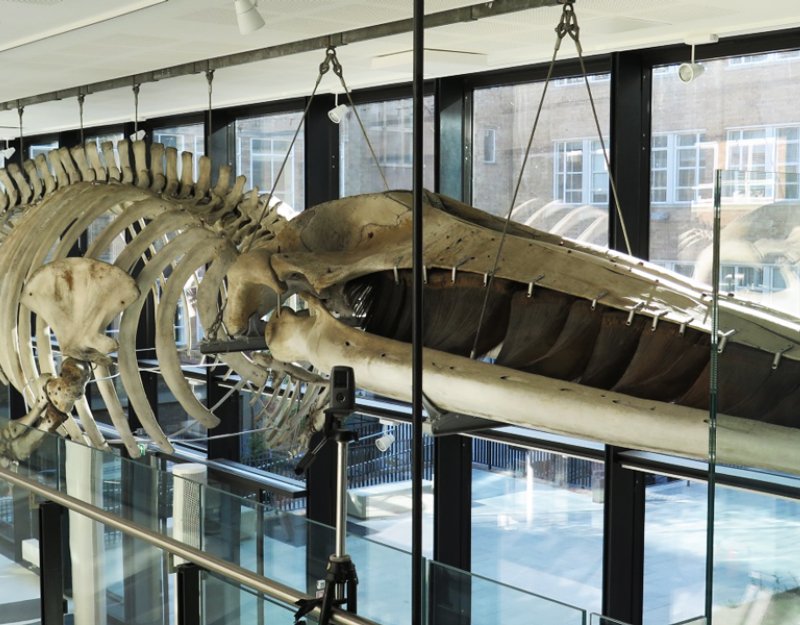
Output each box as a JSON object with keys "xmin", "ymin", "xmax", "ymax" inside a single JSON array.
[{"xmin": 0, "ymin": 464, "xmax": 381, "ymax": 625}]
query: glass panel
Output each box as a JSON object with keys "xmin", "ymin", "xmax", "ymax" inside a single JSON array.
[
  {"xmin": 235, "ymin": 112, "xmax": 305, "ymax": 217},
  {"xmin": 339, "ymin": 96, "xmax": 435, "ymax": 196},
  {"xmin": 650, "ymin": 49, "xmax": 800, "ymax": 283},
  {"xmin": 0, "ymin": 475, "xmax": 41, "ymax": 625},
  {"xmin": 29, "ymin": 139, "xmax": 58, "ymax": 159},
  {"xmin": 201, "ymin": 569, "xmax": 298, "ymax": 625},
  {"xmin": 153, "ymin": 123, "xmax": 205, "ymax": 180},
  {"xmin": 471, "ymin": 442, "xmax": 604, "ymax": 614},
  {"xmin": 429, "ymin": 560, "xmax": 587, "ymax": 625},
  {"xmin": 644, "ymin": 475, "xmax": 707, "ymax": 624},
  {"xmin": 343, "ymin": 414, "xmax": 434, "ymax": 558},
  {"xmin": 712, "ymin": 168, "xmax": 800, "ymax": 624},
  {"xmin": 472, "ymin": 74, "xmax": 611, "ymax": 246}
]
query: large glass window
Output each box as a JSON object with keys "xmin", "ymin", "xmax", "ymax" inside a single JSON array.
[
  {"xmin": 339, "ymin": 96, "xmax": 435, "ymax": 196},
  {"xmin": 236, "ymin": 112, "xmax": 305, "ymax": 217},
  {"xmin": 650, "ymin": 50, "xmax": 800, "ymax": 315},
  {"xmin": 473, "ymin": 74, "xmax": 610, "ymax": 246},
  {"xmin": 471, "ymin": 441, "xmax": 604, "ymax": 614},
  {"xmin": 153, "ymin": 123, "xmax": 204, "ymax": 180}
]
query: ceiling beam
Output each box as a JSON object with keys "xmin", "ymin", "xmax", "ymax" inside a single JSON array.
[{"xmin": 0, "ymin": 0, "xmax": 560, "ymax": 112}]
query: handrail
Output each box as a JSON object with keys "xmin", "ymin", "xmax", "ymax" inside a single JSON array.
[{"xmin": 0, "ymin": 465, "xmax": 380, "ymax": 625}]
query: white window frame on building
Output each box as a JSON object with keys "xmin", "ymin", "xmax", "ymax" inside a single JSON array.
[
  {"xmin": 554, "ymin": 138, "xmax": 609, "ymax": 205},
  {"xmin": 650, "ymin": 131, "xmax": 717, "ymax": 204},
  {"xmin": 246, "ymin": 134, "xmax": 296, "ymax": 208},
  {"xmin": 724, "ymin": 125, "xmax": 800, "ymax": 201}
]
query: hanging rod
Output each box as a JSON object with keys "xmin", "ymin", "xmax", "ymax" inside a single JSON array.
[{"xmin": 0, "ymin": 0, "xmax": 560, "ymax": 112}]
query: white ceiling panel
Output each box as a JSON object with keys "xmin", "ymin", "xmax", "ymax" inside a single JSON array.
[{"xmin": 1, "ymin": 0, "xmax": 800, "ymax": 137}]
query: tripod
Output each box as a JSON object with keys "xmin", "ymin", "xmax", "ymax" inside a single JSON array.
[{"xmin": 294, "ymin": 395, "xmax": 359, "ymax": 624}]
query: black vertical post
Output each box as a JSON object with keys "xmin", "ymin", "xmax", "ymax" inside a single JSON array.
[
  {"xmin": 411, "ymin": 1, "xmax": 425, "ymax": 625},
  {"xmin": 38, "ymin": 501, "xmax": 65, "ymax": 625},
  {"xmin": 304, "ymin": 93, "xmax": 340, "ymax": 205},
  {"xmin": 602, "ymin": 50, "xmax": 651, "ymax": 625},
  {"xmin": 608, "ymin": 51, "xmax": 652, "ymax": 259},
  {"xmin": 303, "ymin": 92, "xmax": 341, "ymax": 595},
  {"xmin": 305, "ymin": 430, "xmax": 337, "ymax": 594},
  {"xmin": 435, "ymin": 76, "xmax": 472, "ymax": 202},
  {"xmin": 431, "ymin": 75, "xmax": 473, "ymax": 625},
  {"xmin": 602, "ymin": 447, "xmax": 645, "ymax": 625},
  {"xmin": 176, "ymin": 563, "xmax": 201, "ymax": 625}
]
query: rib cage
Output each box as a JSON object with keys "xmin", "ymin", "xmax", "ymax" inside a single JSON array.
[{"xmin": 0, "ymin": 139, "xmax": 327, "ymax": 459}]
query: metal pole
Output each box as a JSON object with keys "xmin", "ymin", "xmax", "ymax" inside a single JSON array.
[
  {"xmin": 0, "ymin": 465, "xmax": 380, "ymax": 625},
  {"xmin": 411, "ymin": 0, "xmax": 425, "ymax": 624},
  {"xmin": 335, "ymin": 435, "xmax": 349, "ymax": 558}
]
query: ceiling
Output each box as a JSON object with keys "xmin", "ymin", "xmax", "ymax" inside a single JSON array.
[{"xmin": 0, "ymin": 0, "xmax": 799, "ymax": 139}]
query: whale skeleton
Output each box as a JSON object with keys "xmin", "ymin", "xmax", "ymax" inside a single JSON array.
[{"xmin": 0, "ymin": 140, "xmax": 799, "ymax": 474}]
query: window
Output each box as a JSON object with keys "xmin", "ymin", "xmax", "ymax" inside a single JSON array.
[
  {"xmin": 482, "ymin": 128, "xmax": 496, "ymax": 164},
  {"xmin": 339, "ymin": 96, "xmax": 435, "ymax": 196},
  {"xmin": 153, "ymin": 123, "xmax": 205, "ymax": 180},
  {"xmin": 554, "ymin": 139, "xmax": 609, "ymax": 205},
  {"xmin": 235, "ymin": 112, "xmax": 305, "ymax": 217},
  {"xmin": 650, "ymin": 133, "xmax": 716, "ymax": 204},
  {"xmin": 472, "ymin": 75, "xmax": 611, "ymax": 246},
  {"xmin": 724, "ymin": 126, "xmax": 800, "ymax": 201},
  {"xmin": 248, "ymin": 135, "xmax": 295, "ymax": 207},
  {"xmin": 29, "ymin": 140, "xmax": 58, "ymax": 160}
]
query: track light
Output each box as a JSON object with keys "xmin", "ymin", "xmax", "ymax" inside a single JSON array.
[
  {"xmin": 235, "ymin": 0, "xmax": 265, "ymax": 35},
  {"xmin": 678, "ymin": 35, "xmax": 718, "ymax": 83},
  {"xmin": 129, "ymin": 129, "xmax": 146, "ymax": 142},
  {"xmin": 375, "ymin": 432, "xmax": 395, "ymax": 453},
  {"xmin": 327, "ymin": 93, "xmax": 350, "ymax": 124}
]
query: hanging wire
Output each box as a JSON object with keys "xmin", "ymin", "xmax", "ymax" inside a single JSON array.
[
  {"xmin": 206, "ymin": 67, "xmax": 214, "ymax": 154},
  {"xmin": 468, "ymin": 0, "xmax": 631, "ymax": 361},
  {"xmin": 332, "ymin": 51, "xmax": 390, "ymax": 191},
  {"xmin": 16, "ymin": 104, "xmax": 24, "ymax": 166},
  {"xmin": 132, "ymin": 82, "xmax": 141, "ymax": 135},
  {"xmin": 77, "ymin": 92, "xmax": 86, "ymax": 144}
]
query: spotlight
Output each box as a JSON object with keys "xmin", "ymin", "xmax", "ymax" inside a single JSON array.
[
  {"xmin": 375, "ymin": 432, "xmax": 395, "ymax": 453},
  {"xmin": 235, "ymin": 0, "xmax": 265, "ymax": 35},
  {"xmin": 677, "ymin": 35, "xmax": 718, "ymax": 83},
  {"xmin": 678, "ymin": 62, "xmax": 704, "ymax": 83},
  {"xmin": 129, "ymin": 129, "xmax": 146, "ymax": 142},
  {"xmin": 0, "ymin": 146, "xmax": 15, "ymax": 160},
  {"xmin": 327, "ymin": 93, "xmax": 350, "ymax": 124}
]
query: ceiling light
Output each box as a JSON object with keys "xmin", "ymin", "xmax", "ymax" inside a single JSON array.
[
  {"xmin": 235, "ymin": 0, "xmax": 265, "ymax": 35},
  {"xmin": 327, "ymin": 93, "xmax": 349, "ymax": 124},
  {"xmin": 678, "ymin": 34, "xmax": 718, "ymax": 83},
  {"xmin": 328, "ymin": 103, "xmax": 349, "ymax": 124}
]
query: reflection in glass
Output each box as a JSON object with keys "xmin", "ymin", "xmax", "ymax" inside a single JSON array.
[
  {"xmin": 472, "ymin": 75, "xmax": 610, "ymax": 246},
  {"xmin": 235, "ymin": 112, "xmax": 305, "ymax": 218},
  {"xmin": 471, "ymin": 443, "xmax": 604, "ymax": 614},
  {"xmin": 339, "ymin": 97, "xmax": 435, "ymax": 196},
  {"xmin": 644, "ymin": 476, "xmax": 707, "ymax": 624},
  {"xmin": 153, "ymin": 123, "xmax": 205, "ymax": 180},
  {"xmin": 650, "ymin": 50, "xmax": 800, "ymax": 318}
]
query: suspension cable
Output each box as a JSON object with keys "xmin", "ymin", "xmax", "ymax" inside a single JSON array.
[
  {"xmin": 469, "ymin": 0, "xmax": 630, "ymax": 361},
  {"xmin": 206, "ymin": 67, "xmax": 214, "ymax": 155},
  {"xmin": 132, "ymin": 82, "xmax": 140, "ymax": 135},
  {"xmin": 16, "ymin": 104, "xmax": 23, "ymax": 166},
  {"xmin": 78, "ymin": 92, "xmax": 86, "ymax": 145}
]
